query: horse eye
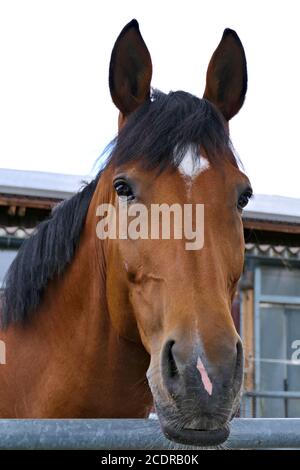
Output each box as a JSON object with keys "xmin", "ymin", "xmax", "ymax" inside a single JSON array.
[
  {"xmin": 113, "ymin": 180, "xmax": 135, "ymax": 200},
  {"xmin": 238, "ymin": 190, "xmax": 252, "ymax": 210}
]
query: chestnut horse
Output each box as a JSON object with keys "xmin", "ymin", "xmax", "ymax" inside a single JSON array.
[{"xmin": 0, "ymin": 20, "xmax": 252, "ymax": 447}]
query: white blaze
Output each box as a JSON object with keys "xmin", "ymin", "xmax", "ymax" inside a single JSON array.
[{"xmin": 178, "ymin": 146, "xmax": 210, "ymax": 179}]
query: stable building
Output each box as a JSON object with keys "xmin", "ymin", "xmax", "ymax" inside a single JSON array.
[{"xmin": 241, "ymin": 195, "xmax": 300, "ymax": 418}]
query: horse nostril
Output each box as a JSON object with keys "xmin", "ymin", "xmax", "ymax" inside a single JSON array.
[
  {"xmin": 165, "ymin": 340, "xmax": 178, "ymax": 379},
  {"xmin": 161, "ymin": 340, "xmax": 181, "ymax": 396},
  {"xmin": 236, "ymin": 339, "xmax": 243, "ymax": 367},
  {"xmin": 233, "ymin": 339, "xmax": 244, "ymax": 385}
]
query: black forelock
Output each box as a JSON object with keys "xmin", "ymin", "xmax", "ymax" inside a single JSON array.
[{"xmin": 107, "ymin": 89, "xmax": 235, "ymax": 171}]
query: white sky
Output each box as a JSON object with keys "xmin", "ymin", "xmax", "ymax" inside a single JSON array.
[{"xmin": 0, "ymin": 0, "xmax": 300, "ymax": 198}]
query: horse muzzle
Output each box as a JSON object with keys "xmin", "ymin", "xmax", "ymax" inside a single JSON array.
[{"xmin": 147, "ymin": 336, "xmax": 243, "ymax": 446}]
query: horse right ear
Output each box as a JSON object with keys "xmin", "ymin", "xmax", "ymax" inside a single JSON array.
[{"xmin": 109, "ymin": 19, "xmax": 152, "ymax": 117}]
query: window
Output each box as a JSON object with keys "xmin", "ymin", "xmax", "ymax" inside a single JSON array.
[
  {"xmin": 0, "ymin": 249, "xmax": 18, "ymax": 289},
  {"xmin": 255, "ymin": 266, "xmax": 300, "ymax": 417}
]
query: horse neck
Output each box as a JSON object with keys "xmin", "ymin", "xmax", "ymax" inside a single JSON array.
[
  {"xmin": 36, "ymin": 186, "xmax": 152, "ymax": 416},
  {"xmin": 0, "ymin": 181, "xmax": 152, "ymax": 418}
]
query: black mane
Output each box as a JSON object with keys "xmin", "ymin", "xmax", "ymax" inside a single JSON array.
[
  {"xmin": 1, "ymin": 176, "xmax": 100, "ymax": 327},
  {"xmin": 1, "ymin": 90, "xmax": 236, "ymax": 327}
]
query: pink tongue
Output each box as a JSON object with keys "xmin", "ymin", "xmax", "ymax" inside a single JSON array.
[{"xmin": 196, "ymin": 357, "xmax": 213, "ymax": 396}]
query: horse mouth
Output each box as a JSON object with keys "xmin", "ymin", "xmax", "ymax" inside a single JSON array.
[{"xmin": 161, "ymin": 423, "xmax": 230, "ymax": 447}]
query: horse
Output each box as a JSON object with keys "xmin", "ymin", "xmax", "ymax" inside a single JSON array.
[{"xmin": 0, "ymin": 19, "xmax": 252, "ymax": 447}]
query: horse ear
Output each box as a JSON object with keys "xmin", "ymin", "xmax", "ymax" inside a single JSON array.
[
  {"xmin": 109, "ymin": 19, "xmax": 152, "ymax": 116},
  {"xmin": 203, "ymin": 29, "xmax": 247, "ymax": 121}
]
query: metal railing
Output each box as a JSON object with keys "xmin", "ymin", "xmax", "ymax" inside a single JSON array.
[
  {"xmin": 245, "ymin": 390, "xmax": 300, "ymax": 399},
  {"xmin": 0, "ymin": 418, "xmax": 299, "ymax": 449},
  {"xmin": 243, "ymin": 390, "xmax": 300, "ymax": 418}
]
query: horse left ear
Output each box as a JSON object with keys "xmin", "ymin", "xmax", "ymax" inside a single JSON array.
[
  {"xmin": 109, "ymin": 19, "xmax": 152, "ymax": 116},
  {"xmin": 203, "ymin": 29, "xmax": 247, "ymax": 121}
]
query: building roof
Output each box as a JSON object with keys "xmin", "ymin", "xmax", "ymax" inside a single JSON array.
[
  {"xmin": 245, "ymin": 194, "xmax": 300, "ymax": 225},
  {"xmin": 1, "ymin": 168, "xmax": 300, "ymax": 225},
  {"xmin": 0, "ymin": 168, "xmax": 89, "ymax": 200}
]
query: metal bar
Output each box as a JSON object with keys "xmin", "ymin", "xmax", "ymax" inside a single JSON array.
[
  {"xmin": 249, "ymin": 357, "xmax": 300, "ymax": 365},
  {"xmin": 245, "ymin": 255, "xmax": 300, "ymax": 268},
  {"xmin": 260, "ymin": 295, "xmax": 300, "ymax": 305},
  {"xmin": 0, "ymin": 419, "xmax": 299, "ymax": 449},
  {"xmin": 245, "ymin": 390, "xmax": 300, "ymax": 399},
  {"xmin": 254, "ymin": 267, "xmax": 261, "ymax": 401}
]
